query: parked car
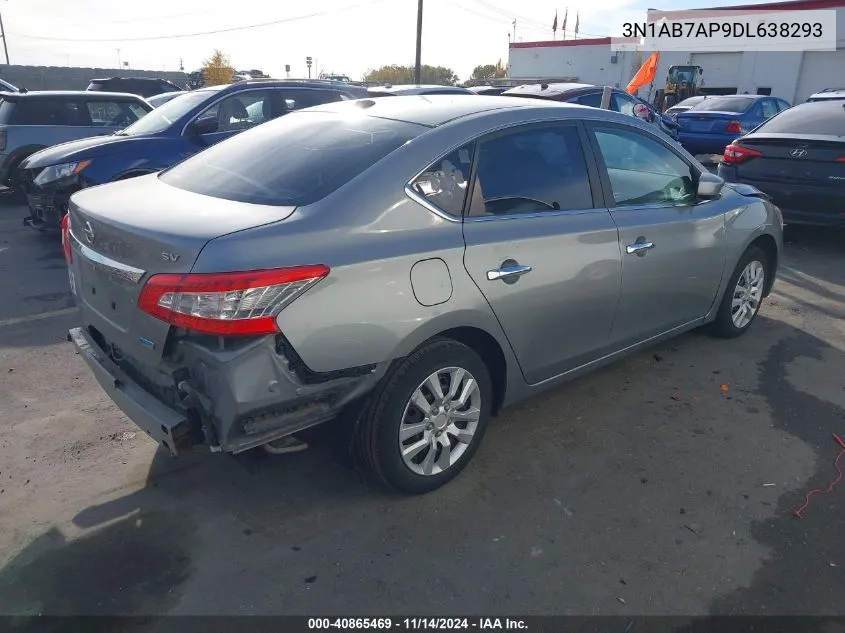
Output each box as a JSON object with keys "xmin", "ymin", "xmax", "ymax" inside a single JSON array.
[
  {"xmin": 19, "ymin": 80, "xmax": 361, "ymax": 231},
  {"xmin": 87, "ymin": 77, "xmax": 185, "ymax": 98},
  {"xmin": 718, "ymin": 100, "xmax": 845, "ymax": 226},
  {"xmin": 468, "ymin": 85, "xmax": 509, "ymax": 96},
  {"xmin": 0, "ymin": 90, "xmax": 151, "ymax": 193},
  {"xmin": 806, "ymin": 88, "xmax": 845, "ymax": 103},
  {"xmin": 63, "ymin": 95, "xmax": 782, "ymax": 493},
  {"xmin": 501, "ymin": 83, "xmax": 680, "ymax": 140},
  {"xmin": 147, "ymin": 91, "xmax": 186, "ymax": 108},
  {"xmin": 675, "ymin": 94, "xmax": 791, "ymax": 155},
  {"xmin": 366, "ymin": 84, "xmax": 475, "ymax": 96},
  {"xmin": 664, "ymin": 95, "xmax": 709, "ymax": 119}
]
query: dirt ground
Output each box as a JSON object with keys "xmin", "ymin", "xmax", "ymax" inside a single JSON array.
[{"xmin": 2, "ymin": 198, "xmax": 845, "ymax": 618}]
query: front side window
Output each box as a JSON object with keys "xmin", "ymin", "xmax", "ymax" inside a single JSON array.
[
  {"xmin": 411, "ymin": 144, "xmax": 476, "ymax": 216},
  {"xmin": 612, "ymin": 93, "xmax": 637, "ymax": 116},
  {"xmin": 594, "ymin": 126, "xmax": 696, "ymax": 207},
  {"xmin": 467, "ymin": 124, "xmax": 593, "ymax": 217},
  {"xmin": 196, "ymin": 90, "xmax": 272, "ymax": 134}
]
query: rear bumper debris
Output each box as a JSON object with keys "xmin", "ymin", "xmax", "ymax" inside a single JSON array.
[{"xmin": 69, "ymin": 326, "xmax": 194, "ymax": 456}]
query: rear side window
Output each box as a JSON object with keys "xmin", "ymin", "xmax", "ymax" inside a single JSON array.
[
  {"xmin": 10, "ymin": 99, "xmax": 89, "ymax": 125},
  {"xmin": 756, "ymin": 103, "xmax": 845, "ymax": 135},
  {"xmin": 159, "ymin": 111, "xmax": 425, "ymax": 206},
  {"xmin": 569, "ymin": 92, "xmax": 602, "ymax": 108}
]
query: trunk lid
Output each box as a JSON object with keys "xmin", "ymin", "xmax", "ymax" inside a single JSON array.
[
  {"xmin": 732, "ymin": 133, "xmax": 845, "ymax": 216},
  {"xmin": 69, "ymin": 174, "xmax": 297, "ymax": 366},
  {"xmin": 677, "ymin": 111, "xmax": 741, "ymax": 134}
]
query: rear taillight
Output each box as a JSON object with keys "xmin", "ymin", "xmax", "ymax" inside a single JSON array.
[
  {"xmin": 723, "ymin": 144, "xmax": 763, "ymax": 165},
  {"xmin": 836, "ymin": 157, "xmax": 845, "ymax": 163},
  {"xmin": 725, "ymin": 120, "xmax": 742, "ymax": 134},
  {"xmin": 137, "ymin": 265, "xmax": 330, "ymax": 336},
  {"xmin": 60, "ymin": 213, "xmax": 72, "ymax": 264}
]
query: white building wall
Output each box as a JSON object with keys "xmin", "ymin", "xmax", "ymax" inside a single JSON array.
[{"xmin": 508, "ymin": 5, "xmax": 845, "ymax": 104}]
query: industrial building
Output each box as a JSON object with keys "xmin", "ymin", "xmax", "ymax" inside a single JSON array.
[{"xmin": 507, "ymin": 0, "xmax": 845, "ymax": 104}]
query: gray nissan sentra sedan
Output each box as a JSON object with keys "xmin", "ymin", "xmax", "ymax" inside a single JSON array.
[{"xmin": 62, "ymin": 95, "xmax": 783, "ymax": 493}]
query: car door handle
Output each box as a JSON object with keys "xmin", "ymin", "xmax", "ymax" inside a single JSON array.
[
  {"xmin": 487, "ymin": 264, "xmax": 532, "ymax": 281},
  {"xmin": 626, "ymin": 241, "xmax": 655, "ymax": 255}
]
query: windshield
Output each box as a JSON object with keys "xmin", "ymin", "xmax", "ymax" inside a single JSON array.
[
  {"xmin": 691, "ymin": 96, "xmax": 755, "ymax": 113},
  {"xmin": 119, "ymin": 88, "xmax": 221, "ymax": 135},
  {"xmin": 159, "ymin": 111, "xmax": 425, "ymax": 206},
  {"xmin": 756, "ymin": 103, "xmax": 845, "ymax": 136}
]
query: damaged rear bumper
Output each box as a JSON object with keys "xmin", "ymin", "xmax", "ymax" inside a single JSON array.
[
  {"xmin": 70, "ymin": 327, "xmax": 193, "ymax": 456},
  {"xmin": 70, "ymin": 325, "xmax": 384, "ymax": 456}
]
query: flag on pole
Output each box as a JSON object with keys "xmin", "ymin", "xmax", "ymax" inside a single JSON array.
[
  {"xmin": 553, "ymin": 10, "xmax": 558, "ymax": 33},
  {"xmin": 574, "ymin": 11, "xmax": 580, "ymax": 38},
  {"xmin": 626, "ymin": 51, "xmax": 660, "ymax": 94}
]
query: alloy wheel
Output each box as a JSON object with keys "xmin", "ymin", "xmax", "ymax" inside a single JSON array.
[{"xmin": 731, "ymin": 260, "xmax": 765, "ymax": 329}]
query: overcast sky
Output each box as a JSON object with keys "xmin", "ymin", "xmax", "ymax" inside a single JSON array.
[{"xmin": 4, "ymin": 0, "xmax": 776, "ymax": 81}]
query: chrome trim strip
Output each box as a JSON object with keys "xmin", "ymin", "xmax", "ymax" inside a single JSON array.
[
  {"xmin": 70, "ymin": 230, "xmax": 146, "ymax": 284},
  {"xmin": 403, "ymin": 183, "xmax": 462, "ymax": 223}
]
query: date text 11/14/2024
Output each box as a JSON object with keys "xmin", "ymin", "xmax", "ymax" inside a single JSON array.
[{"xmin": 307, "ymin": 618, "xmax": 529, "ymax": 630}]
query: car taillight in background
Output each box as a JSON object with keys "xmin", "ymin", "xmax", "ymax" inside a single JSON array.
[
  {"xmin": 60, "ymin": 213, "xmax": 72, "ymax": 264},
  {"xmin": 725, "ymin": 121, "xmax": 743, "ymax": 134},
  {"xmin": 723, "ymin": 144, "xmax": 763, "ymax": 165},
  {"xmin": 137, "ymin": 265, "xmax": 330, "ymax": 336},
  {"xmin": 835, "ymin": 157, "xmax": 845, "ymax": 163}
]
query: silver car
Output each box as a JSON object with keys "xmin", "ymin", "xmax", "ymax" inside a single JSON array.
[{"xmin": 63, "ymin": 96, "xmax": 783, "ymax": 493}]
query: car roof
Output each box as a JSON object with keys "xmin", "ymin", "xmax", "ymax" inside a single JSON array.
[
  {"xmin": 502, "ymin": 82, "xmax": 597, "ymax": 98},
  {"xmin": 367, "ymin": 84, "xmax": 473, "ymax": 95},
  {"xmin": 0, "ymin": 90, "xmax": 146, "ymax": 100},
  {"xmin": 303, "ymin": 94, "xmax": 586, "ymax": 127}
]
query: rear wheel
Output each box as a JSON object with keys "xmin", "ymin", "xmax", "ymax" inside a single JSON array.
[
  {"xmin": 710, "ymin": 245, "xmax": 768, "ymax": 338},
  {"xmin": 356, "ymin": 338, "xmax": 492, "ymax": 494}
]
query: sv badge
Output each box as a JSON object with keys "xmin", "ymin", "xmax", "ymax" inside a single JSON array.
[{"xmin": 161, "ymin": 252, "xmax": 181, "ymax": 262}]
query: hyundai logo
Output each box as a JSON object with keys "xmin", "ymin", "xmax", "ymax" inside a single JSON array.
[
  {"xmin": 83, "ymin": 221, "xmax": 95, "ymax": 244},
  {"xmin": 790, "ymin": 148, "xmax": 808, "ymax": 158}
]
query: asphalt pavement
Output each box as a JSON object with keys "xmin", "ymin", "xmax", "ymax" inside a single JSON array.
[{"xmin": 1, "ymin": 195, "xmax": 845, "ymax": 618}]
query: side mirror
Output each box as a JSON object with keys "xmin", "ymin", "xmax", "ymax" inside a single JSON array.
[
  {"xmin": 187, "ymin": 117, "xmax": 218, "ymax": 137},
  {"xmin": 697, "ymin": 171, "xmax": 724, "ymax": 198}
]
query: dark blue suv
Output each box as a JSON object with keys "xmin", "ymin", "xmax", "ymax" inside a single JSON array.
[{"xmin": 20, "ymin": 79, "xmax": 367, "ymax": 231}]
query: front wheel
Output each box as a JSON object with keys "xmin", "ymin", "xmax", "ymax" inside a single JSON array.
[
  {"xmin": 710, "ymin": 245, "xmax": 768, "ymax": 338},
  {"xmin": 356, "ymin": 338, "xmax": 492, "ymax": 494}
]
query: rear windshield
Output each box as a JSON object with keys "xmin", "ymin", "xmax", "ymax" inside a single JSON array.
[
  {"xmin": 756, "ymin": 103, "xmax": 845, "ymax": 136},
  {"xmin": 691, "ymin": 96, "xmax": 756, "ymax": 113},
  {"xmin": 159, "ymin": 111, "xmax": 425, "ymax": 206}
]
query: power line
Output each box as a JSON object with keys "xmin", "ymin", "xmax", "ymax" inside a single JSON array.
[{"xmin": 8, "ymin": 0, "xmax": 389, "ymax": 42}]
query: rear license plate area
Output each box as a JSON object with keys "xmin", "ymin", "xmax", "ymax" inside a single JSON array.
[{"xmin": 79, "ymin": 258, "xmax": 135, "ymax": 330}]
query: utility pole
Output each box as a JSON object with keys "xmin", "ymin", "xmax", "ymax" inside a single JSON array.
[
  {"xmin": 414, "ymin": 0, "xmax": 423, "ymax": 84},
  {"xmin": 117, "ymin": 49, "xmax": 122, "ymax": 69},
  {"xmin": 0, "ymin": 11, "xmax": 9, "ymax": 65}
]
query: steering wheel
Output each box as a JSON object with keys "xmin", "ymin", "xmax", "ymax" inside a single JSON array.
[{"xmin": 485, "ymin": 196, "xmax": 556, "ymax": 216}]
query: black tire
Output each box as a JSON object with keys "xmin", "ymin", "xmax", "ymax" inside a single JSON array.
[
  {"xmin": 710, "ymin": 245, "xmax": 768, "ymax": 338},
  {"xmin": 356, "ymin": 338, "xmax": 492, "ymax": 494}
]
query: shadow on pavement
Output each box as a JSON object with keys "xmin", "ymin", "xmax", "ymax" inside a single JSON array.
[{"xmin": 3, "ymin": 314, "xmax": 845, "ymax": 620}]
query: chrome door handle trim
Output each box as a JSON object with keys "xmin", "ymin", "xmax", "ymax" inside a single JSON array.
[
  {"xmin": 487, "ymin": 265, "xmax": 533, "ymax": 281},
  {"xmin": 626, "ymin": 241, "xmax": 655, "ymax": 255}
]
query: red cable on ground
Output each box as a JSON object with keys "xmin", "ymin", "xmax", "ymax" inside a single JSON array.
[{"xmin": 794, "ymin": 433, "xmax": 845, "ymax": 519}]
